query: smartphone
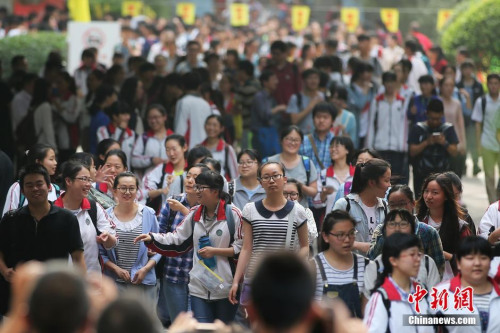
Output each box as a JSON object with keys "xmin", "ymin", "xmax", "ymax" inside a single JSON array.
[{"xmin": 432, "ymin": 132, "xmax": 441, "ymax": 136}]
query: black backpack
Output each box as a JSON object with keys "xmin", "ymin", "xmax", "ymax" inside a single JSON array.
[
  {"xmin": 16, "ymin": 106, "xmax": 39, "ymax": 151},
  {"xmin": 415, "ymin": 122, "xmax": 453, "ymax": 173}
]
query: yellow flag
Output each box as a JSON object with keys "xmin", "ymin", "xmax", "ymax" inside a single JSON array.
[
  {"xmin": 380, "ymin": 8, "xmax": 399, "ymax": 33},
  {"xmin": 230, "ymin": 3, "xmax": 249, "ymax": 27},
  {"xmin": 176, "ymin": 2, "xmax": 196, "ymax": 25},
  {"xmin": 291, "ymin": 6, "xmax": 310, "ymax": 32},
  {"xmin": 437, "ymin": 9, "xmax": 453, "ymax": 31},
  {"xmin": 68, "ymin": 0, "xmax": 91, "ymax": 22},
  {"xmin": 341, "ymin": 8, "xmax": 360, "ymax": 33},
  {"xmin": 144, "ymin": 5, "xmax": 157, "ymax": 19},
  {"xmin": 122, "ymin": 1, "xmax": 143, "ymax": 17}
]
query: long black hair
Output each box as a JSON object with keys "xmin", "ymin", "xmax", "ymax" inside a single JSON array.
[
  {"xmin": 371, "ymin": 233, "xmax": 420, "ymax": 294},
  {"xmin": 61, "ymin": 161, "xmax": 88, "ymax": 190},
  {"xmin": 416, "ymin": 173, "xmax": 464, "ymax": 255},
  {"xmin": 195, "ymin": 170, "xmax": 232, "ymax": 204}
]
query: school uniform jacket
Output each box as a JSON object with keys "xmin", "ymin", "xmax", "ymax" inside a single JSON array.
[{"xmin": 146, "ymin": 200, "xmax": 243, "ymax": 300}]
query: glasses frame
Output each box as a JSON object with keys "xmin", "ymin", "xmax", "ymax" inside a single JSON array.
[
  {"xmin": 238, "ymin": 160, "xmax": 257, "ymax": 167},
  {"xmin": 283, "ymin": 191, "xmax": 299, "ymax": 199},
  {"xmin": 115, "ymin": 187, "xmax": 138, "ymax": 194},
  {"xmin": 328, "ymin": 230, "xmax": 358, "ymax": 241},
  {"xmin": 74, "ymin": 176, "xmax": 93, "ymax": 184},
  {"xmin": 386, "ymin": 221, "xmax": 411, "ymax": 229},
  {"xmin": 193, "ymin": 185, "xmax": 212, "ymax": 193},
  {"xmin": 259, "ymin": 174, "xmax": 284, "ymax": 183}
]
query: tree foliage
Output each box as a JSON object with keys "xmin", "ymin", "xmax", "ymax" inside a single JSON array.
[
  {"xmin": 441, "ymin": 0, "xmax": 500, "ymax": 71},
  {"xmin": 0, "ymin": 32, "xmax": 67, "ymax": 78}
]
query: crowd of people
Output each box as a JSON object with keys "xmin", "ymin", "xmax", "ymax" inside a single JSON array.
[{"xmin": 2, "ymin": 4, "xmax": 500, "ymax": 333}]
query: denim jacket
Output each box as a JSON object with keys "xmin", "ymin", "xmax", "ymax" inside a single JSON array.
[
  {"xmin": 332, "ymin": 193, "xmax": 387, "ymax": 243},
  {"xmin": 100, "ymin": 205, "xmax": 161, "ymax": 285}
]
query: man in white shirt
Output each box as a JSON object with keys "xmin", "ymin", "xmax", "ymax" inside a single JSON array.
[
  {"xmin": 404, "ymin": 40, "xmax": 428, "ymax": 95},
  {"xmin": 472, "ymin": 74, "xmax": 500, "ymax": 203},
  {"xmin": 175, "ymin": 41, "xmax": 206, "ymax": 74},
  {"xmin": 11, "ymin": 73, "xmax": 36, "ymax": 138},
  {"xmin": 174, "ymin": 72, "xmax": 211, "ymax": 149}
]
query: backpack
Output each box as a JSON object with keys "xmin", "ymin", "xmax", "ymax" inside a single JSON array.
[
  {"xmin": 228, "ymin": 180, "xmax": 235, "ymax": 197},
  {"xmin": 87, "ymin": 198, "xmax": 100, "ymax": 236},
  {"xmin": 19, "ymin": 183, "xmax": 60, "ymax": 208},
  {"xmin": 345, "ymin": 196, "xmax": 388, "ymax": 216},
  {"xmin": 15, "ymin": 106, "xmax": 39, "ymax": 151},
  {"xmin": 415, "ymin": 121, "xmax": 453, "ymax": 173},
  {"xmin": 481, "ymin": 95, "xmax": 487, "ymax": 130},
  {"xmin": 262, "ymin": 156, "xmax": 311, "ymax": 185}
]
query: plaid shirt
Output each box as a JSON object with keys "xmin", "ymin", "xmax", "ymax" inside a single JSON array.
[
  {"xmin": 299, "ymin": 131, "xmax": 334, "ymax": 171},
  {"xmin": 367, "ymin": 221, "xmax": 445, "ymax": 276},
  {"xmin": 158, "ymin": 193, "xmax": 193, "ymax": 284}
]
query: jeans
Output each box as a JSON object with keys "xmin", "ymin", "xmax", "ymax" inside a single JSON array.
[
  {"xmin": 157, "ymin": 279, "xmax": 189, "ymax": 324},
  {"xmin": 191, "ymin": 295, "xmax": 238, "ymax": 324},
  {"xmin": 482, "ymin": 147, "xmax": 500, "ymax": 203}
]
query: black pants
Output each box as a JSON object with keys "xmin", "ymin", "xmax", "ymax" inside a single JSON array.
[{"xmin": 379, "ymin": 151, "xmax": 409, "ymax": 185}]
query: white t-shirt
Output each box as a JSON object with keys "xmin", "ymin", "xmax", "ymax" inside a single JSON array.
[
  {"xmin": 359, "ymin": 200, "xmax": 377, "ymax": 237},
  {"xmin": 471, "ymin": 94, "xmax": 500, "ymax": 152}
]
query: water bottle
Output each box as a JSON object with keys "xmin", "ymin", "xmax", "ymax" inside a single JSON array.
[{"xmin": 198, "ymin": 235, "xmax": 217, "ymax": 269}]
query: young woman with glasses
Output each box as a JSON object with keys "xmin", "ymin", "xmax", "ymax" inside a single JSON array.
[
  {"xmin": 54, "ymin": 160, "xmax": 117, "ymax": 273},
  {"xmin": 230, "ymin": 149, "xmax": 266, "ymax": 210},
  {"xmin": 313, "ymin": 210, "xmax": 369, "ymax": 318},
  {"xmin": 367, "ymin": 185, "xmax": 445, "ymax": 276},
  {"xmin": 266, "ymin": 125, "xmax": 318, "ymax": 208},
  {"xmin": 364, "ymin": 209, "xmax": 440, "ymax": 300},
  {"xmin": 100, "ymin": 172, "xmax": 161, "ymax": 309},
  {"xmin": 364, "ymin": 233, "xmax": 434, "ymax": 333},
  {"xmin": 285, "ymin": 178, "xmax": 318, "ymax": 249},
  {"xmin": 135, "ymin": 170, "xmax": 243, "ymax": 324},
  {"xmin": 228, "ymin": 161, "xmax": 309, "ymax": 307}
]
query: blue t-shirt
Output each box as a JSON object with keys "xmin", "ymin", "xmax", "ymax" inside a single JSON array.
[{"xmin": 89, "ymin": 110, "xmax": 110, "ymax": 154}]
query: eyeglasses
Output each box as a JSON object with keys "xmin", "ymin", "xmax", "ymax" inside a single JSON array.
[
  {"xmin": 259, "ymin": 174, "xmax": 284, "ymax": 183},
  {"xmin": 193, "ymin": 185, "xmax": 212, "ymax": 193},
  {"xmin": 328, "ymin": 230, "xmax": 357, "ymax": 241},
  {"xmin": 283, "ymin": 191, "xmax": 299, "ymax": 199},
  {"xmin": 116, "ymin": 187, "xmax": 137, "ymax": 194},
  {"xmin": 284, "ymin": 137, "xmax": 301, "ymax": 144},
  {"xmin": 238, "ymin": 160, "xmax": 257, "ymax": 167},
  {"xmin": 386, "ymin": 221, "xmax": 411, "ymax": 229},
  {"xmin": 388, "ymin": 201, "xmax": 410, "ymax": 209},
  {"xmin": 74, "ymin": 176, "xmax": 92, "ymax": 184}
]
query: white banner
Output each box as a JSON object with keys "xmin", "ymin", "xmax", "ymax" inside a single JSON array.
[{"xmin": 67, "ymin": 21, "xmax": 121, "ymax": 74}]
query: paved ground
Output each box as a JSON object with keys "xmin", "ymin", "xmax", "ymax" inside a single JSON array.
[{"xmin": 460, "ymin": 159, "xmax": 490, "ymax": 227}]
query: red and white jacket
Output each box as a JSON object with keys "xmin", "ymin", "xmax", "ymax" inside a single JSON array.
[
  {"xmin": 201, "ymin": 139, "xmax": 239, "ymax": 181},
  {"xmin": 314, "ymin": 164, "xmax": 356, "ymax": 211},
  {"xmin": 364, "ymin": 277, "xmax": 434, "ymax": 333},
  {"xmin": 54, "ymin": 195, "xmax": 116, "ymax": 273},
  {"xmin": 430, "ymin": 274, "xmax": 500, "ymax": 333},
  {"xmin": 366, "ymin": 93, "xmax": 409, "ymax": 152},
  {"xmin": 131, "ymin": 129, "xmax": 173, "ymax": 174}
]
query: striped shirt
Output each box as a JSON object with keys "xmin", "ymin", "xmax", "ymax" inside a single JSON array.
[
  {"xmin": 242, "ymin": 200, "xmax": 307, "ymax": 280},
  {"xmin": 114, "ymin": 216, "xmax": 143, "ymax": 283},
  {"xmin": 314, "ymin": 252, "xmax": 367, "ymax": 300}
]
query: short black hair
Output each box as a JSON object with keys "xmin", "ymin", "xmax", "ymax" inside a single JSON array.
[
  {"xmin": 81, "ymin": 48, "xmax": 95, "ymax": 60},
  {"xmin": 312, "ymin": 101, "xmax": 337, "ymax": 120},
  {"xmin": 301, "ymin": 68, "xmax": 320, "ymax": 80},
  {"xmin": 330, "ymin": 84, "xmax": 348, "ymax": 102},
  {"xmin": 460, "ymin": 59, "xmax": 475, "ymax": 71},
  {"xmin": 164, "ymin": 72, "xmax": 182, "ymax": 88},
  {"xmin": 427, "ymin": 99, "xmax": 444, "ymax": 113},
  {"xmin": 456, "ymin": 236, "xmax": 492, "ymax": 261},
  {"xmin": 270, "ymin": 40, "xmax": 287, "ymax": 53},
  {"xmin": 237, "ymin": 149, "xmax": 261, "ymax": 163},
  {"xmin": 97, "ymin": 298, "xmax": 155, "ymax": 333},
  {"xmin": 259, "ymin": 69, "xmax": 276, "ymax": 85},
  {"xmin": 487, "ymin": 74, "xmax": 500, "ymax": 83},
  {"xmin": 20, "ymin": 164, "xmax": 51, "ymax": 190},
  {"xmin": 418, "ymin": 74, "xmax": 435, "ymax": 85},
  {"xmin": 11, "ymin": 54, "xmax": 25, "ymax": 68},
  {"xmin": 138, "ymin": 62, "xmax": 155, "ymax": 73},
  {"xmin": 251, "ymin": 253, "xmax": 314, "ymax": 330},
  {"xmin": 404, "ymin": 40, "xmax": 418, "ymax": 53},
  {"xmin": 238, "ymin": 60, "xmax": 254, "ymax": 78},
  {"xmin": 398, "ymin": 59, "xmax": 412, "ymax": 73},
  {"xmin": 357, "ymin": 34, "xmax": 370, "ymax": 42},
  {"xmin": 326, "ymin": 39, "xmax": 338, "ymax": 49},
  {"xmin": 29, "ymin": 270, "xmax": 89, "ymax": 333},
  {"xmin": 181, "ymin": 72, "xmax": 202, "ymax": 91},
  {"xmin": 382, "ymin": 71, "xmax": 397, "ymax": 84}
]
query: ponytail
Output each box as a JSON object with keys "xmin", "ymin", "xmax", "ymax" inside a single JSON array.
[{"xmin": 350, "ymin": 158, "xmax": 390, "ymax": 194}]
